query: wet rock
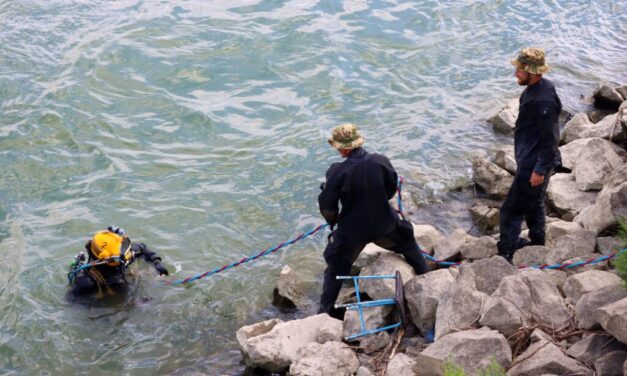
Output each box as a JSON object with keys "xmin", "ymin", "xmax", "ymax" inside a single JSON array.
[
  {"xmin": 566, "ymin": 333, "xmax": 627, "ymax": 365},
  {"xmin": 488, "ymin": 97, "xmax": 518, "ymax": 137},
  {"xmin": 573, "ymin": 137, "xmax": 623, "ymax": 191},
  {"xmin": 507, "ymin": 335, "xmax": 590, "ymax": 376},
  {"xmin": 597, "ymin": 297, "xmax": 627, "ymax": 345},
  {"xmin": 405, "ymin": 269, "xmax": 456, "ymax": 334},
  {"xmin": 435, "ymin": 267, "xmax": 489, "ymax": 339},
  {"xmin": 575, "ymin": 284, "xmax": 627, "ymax": 330},
  {"xmin": 289, "ymin": 341, "xmax": 359, "ymax": 376},
  {"xmin": 236, "ymin": 318, "xmax": 283, "ymax": 368},
  {"xmin": 360, "ymin": 253, "xmax": 415, "ymax": 301},
  {"xmin": 238, "ymin": 314, "xmax": 342, "ymax": 372},
  {"xmin": 494, "ymin": 144, "xmax": 517, "ymax": 174},
  {"xmin": 512, "ymin": 245, "xmax": 549, "ymax": 266},
  {"xmin": 594, "ymin": 351, "xmax": 627, "ymax": 376},
  {"xmin": 412, "ymin": 223, "xmax": 444, "ymax": 254},
  {"xmin": 545, "ymin": 229, "xmax": 596, "ymax": 264},
  {"xmin": 272, "ymin": 265, "xmax": 308, "ymax": 309},
  {"xmin": 472, "ymin": 157, "xmax": 513, "ymax": 198},
  {"xmin": 562, "ymin": 270, "xmax": 623, "ymax": 305},
  {"xmin": 469, "ymin": 199, "xmax": 500, "ymax": 234},
  {"xmin": 594, "ymin": 81, "xmax": 624, "ymax": 110},
  {"xmin": 546, "ymin": 173, "xmax": 597, "ymax": 219},
  {"xmin": 386, "ymin": 353, "xmax": 417, "ymax": 376},
  {"xmin": 422, "ymin": 327, "xmax": 511, "ymax": 375}
]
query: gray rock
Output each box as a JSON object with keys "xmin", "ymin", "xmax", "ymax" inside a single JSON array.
[
  {"xmin": 576, "ymin": 284, "xmax": 627, "ymax": 330},
  {"xmin": 507, "ymin": 337, "xmax": 590, "ymax": 375},
  {"xmin": 360, "ymin": 253, "xmax": 416, "ymax": 301},
  {"xmin": 594, "ymin": 81, "xmax": 624, "ymax": 109},
  {"xmin": 356, "ymin": 366, "xmax": 374, "ymax": 376},
  {"xmin": 573, "ymin": 137, "xmax": 623, "ymax": 191},
  {"xmin": 472, "ymin": 157, "xmax": 514, "ymax": 198},
  {"xmin": 597, "ymin": 297, "xmax": 627, "ymax": 345},
  {"xmin": 422, "ymin": 327, "xmax": 512, "ymax": 375},
  {"xmin": 273, "ymin": 265, "xmax": 308, "ymax": 309},
  {"xmin": 460, "ymin": 236, "xmax": 498, "ymax": 260},
  {"xmin": 240, "ymin": 314, "xmax": 342, "ymax": 372},
  {"xmin": 236, "ymin": 318, "xmax": 283, "ymax": 368},
  {"xmin": 435, "ymin": 267, "xmax": 489, "ymax": 339},
  {"xmin": 289, "ymin": 341, "xmax": 359, "ymax": 376},
  {"xmin": 576, "ymin": 182, "xmax": 627, "ymax": 235},
  {"xmin": 413, "ymin": 353, "xmax": 445, "ymax": 376},
  {"xmin": 343, "ymin": 305, "xmax": 391, "ymax": 341},
  {"xmin": 559, "ymin": 137, "xmax": 591, "ymax": 170},
  {"xmin": 563, "ymin": 270, "xmax": 623, "ymax": 305},
  {"xmin": 469, "ymin": 256, "xmax": 518, "ymax": 295},
  {"xmin": 494, "ymin": 144, "xmax": 517, "ymax": 174},
  {"xmin": 545, "ymin": 220, "xmax": 584, "ymax": 247},
  {"xmin": 488, "ymin": 98, "xmax": 518, "ymax": 137},
  {"xmin": 405, "ymin": 269, "xmax": 456, "ymax": 334},
  {"xmin": 512, "ymin": 245, "xmax": 549, "ymax": 266},
  {"xmin": 616, "ymin": 86, "xmax": 627, "ymax": 100},
  {"xmin": 519, "ymin": 270, "xmax": 572, "ymax": 328},
  {"xmin": 359, "ymin": 331, "xmax": 390, "ymax": 354},
  {"xmin": 469, "ymin": 199, "xmax": 501, "ymax": 234},
  {"xmin": 597, "ymin": 236, "xmax": 624, "ymax": 255},
  {"xmin": 479, "ymin": 274, "xmax": 533, "ymax": 337},
  {"xmin": 594, "ymin": 351, "xmax": 627, "ymax": 376},
  {"xmin": 546, "ymin": 173, "xmax": 597, "ymax": 218},
  {"xmin": 353, "ymin": 243, "xmax": 393, "ymax": 272},
  {"xmin": 561, "ymin": 112, "xmax": 594, "ymax": 144},
  {"xmin": 412, "ymin": 223, "xmax": 444, "ymax": 254},
  {"xmin": 433, "ymin": 229, "xmax": 474, "ymax": 261},
  {"xmin": 566, "ymin": 333, "xmax": 627, "ymax": 365},
  {"xmin": 545, "ymin": 229, "xmax": 597, "ymax": 264},
  {"xmin": 386, "ymin": 353, "xmax": 417, "ymax": 376}
]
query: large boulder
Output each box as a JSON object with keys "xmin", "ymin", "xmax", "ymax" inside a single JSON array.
[
  {"xmin": 512, "ymin": 245, "xmax": 549, "ymax": 266},
  {"xmin": 594, "ymin": 81, "xmax": 624, "ymax": 110},
  {"xmin": 472, "ymin": 157, "xmax": 513, "ymax": 198},
  {"xmin": 288, "ymin": 341, "xmax": 359, "ymax": 376},
  {"xmin": 434, "ymin": 267, "xmax": 489, "ymax": 339},
  {"xmin": 562, "ymin": 270, "xmax": 624, "ymax": 305},
  {"xmin": 404, "ymin": 269, "xmax": 456, "ymax": 334},
  {"xmin": 546, "ymin": 173, "xmax": 597, "ymax": 219},
  {"xmin": 412, "ymin": 224, "xmax": 444, "ymax": 254},
  {"xmin": 236, "ymin": 318, "xmax": 283, "ymax": 368},
  {"xmin": 459, "ymin": 236, "xmax": 498, "ymax": 260},
  {"xmin": 343, "ymin": 305, "xmax": 392, "ymax": 341},
  {"xmin": 561, "ymin": 112, "xmax": 624, "ymax": 143},
  {"xmin": 561, "ymin": 112, "xmax": 593, "ymax": 144},
  {"xmin": 488, "ymin": 98, "xmax": 518, "ymax": 137},
  {"xmin": 597, "ymin": 236, "xmax": 624, "ymax": 255},
  {"xmin": 594, "ymin": 351, "xmax": 627, "ymax": 376},
  {"xmin": 545, "ymin": 220, "xmax": 584, "ymax": 247},
  {"xmin": 433, "ymin": 229, "xmax": 474, "ymax": 261},
  {"xmin": 545, "ymin": 229, "xmax": 596, "ymax": 264},
  {"xmin": 469, "ymin": 199, "xmax": 501, "ymax": 234},
  {"xmin": 575, "ymin": 181, "xmax": 627, "ymax": 234},
  {"xmin": 422, "ymin": 327, "xmax": 512, "ymax": 375},
  {"xmin": 575, "ymin": 284, "xmax": 627, "ymax": 330},
  {"xmin": 566, "ymin": 333, "xmax": 627, "ymax": 365},
  {"xmin": 494, "ymin": 144, "xmax": 517, "ymax": 174},
  {"xmin": 573, "ymin": 137, "xmax": 623, "ymax": 191},
  {"xmin": 507, "ymin": 333, "xmax": 590, "ymax": 376},
  {"xmin": 237, "ymin": 314, "xmax": 343, "ymax": 372},
  {"xmin": 273, "ymin": 265, "xmax": 308, "ymax": 309},
  {"xmin": 353, "ymin": 243, "xmax": 392, "ymax": 272},
  {"xmin": 480, "ymin": 274, "xmax": 533, "ymax": 337},
  {"xmin": 518, "ymin": 270, "xmax": 572, "ymax": 328},
  {"xmin": 386, "ymin": 353, "xmax": 417, "ymax": 376},
  {"xmin": 360, "ymin": 253, "xmax": 415, "ymax": 301},
  {"xmin": 597, "ymin": 297, "xmax": 627, "ymax": 345},
  {"xmin": 468, "ymin": 256, "xmax": 518, "ymax": 295},
  {"xmin": 560, "ymin": 137, "xmax": 625, "ymax": 170}
]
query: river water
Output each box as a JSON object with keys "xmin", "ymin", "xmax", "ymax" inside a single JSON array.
[{"xmin": 1, "ymin": 1, "xmax": 625, "ymax": 374}]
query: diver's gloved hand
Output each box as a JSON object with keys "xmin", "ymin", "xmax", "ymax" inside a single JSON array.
[
  {"xmin": 107, "ymin": 226, "xmax": 125, "ymax": 236},
  {"xmin": 153, "ymin": 260, "xmax": 169, "ymax": 276}
]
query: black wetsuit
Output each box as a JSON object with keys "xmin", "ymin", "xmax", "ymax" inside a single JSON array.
[
  {"xmin": 498, "ymin": 78, "xmax": 562, "ymax": 259},
  {"xmin": 69, "ymin": 241, "xmax": 163, "ymax": 297},
  {"xmin": 317, "ymin": 147, "xmax": 428, "ymax": 315}
]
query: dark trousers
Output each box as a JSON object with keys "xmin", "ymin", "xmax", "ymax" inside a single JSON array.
[
  {"xmin": 498, "ymin": 168, "xmax": 552, "ymax": 258},
  {"xmin": 318, "ymin": 219, "xmax": 429, "ymax": 315}
]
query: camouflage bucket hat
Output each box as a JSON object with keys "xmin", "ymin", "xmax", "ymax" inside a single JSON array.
[
  {"xmin": 511, "ymin": 47, "xmax": 550, "ymax": 74},
  {"xmin": 328, "ymin": 123, "xmax": 364, "ymax": 150}
]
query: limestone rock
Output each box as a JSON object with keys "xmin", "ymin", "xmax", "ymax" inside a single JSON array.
[
  {"xmin": 289, "ymin": 341, "xmax": 359, "ymax": 376},
  {"xmin": 576, "ymin": 181, "xmax": 627, "ymax": 234},
  {"xmin": 480, "ymin": 274, "xmax": 533, "ymax": 337},
  {"xmin": 597, "ymin": 297, "xmax": 627, "ymax": 345},
  {"xmin": 594, "ymin": 351, "xmax": 627, "ymax": 376},
  {"xmin": 545, "ymin": 220, "xmax": 584, "ymax": 247},
  {"xmin": 562, "ymin": 270, "xmax": 623, "ymax": 305},
  {"xmin": 405, "ymin": 269, "xmax": 456, "ymax": 334},
  {"xmin": 413, "ymin": 353, "xmax": 445, "ymax": 376},
  {"xmin": 353, "ymin": 243, "xmax": 392, "ymax": 272},
  {"xmin": 545, "ymin": 229, "xmax": 596, "ymax": 264},
  {"xmin": 236, "ymin": 318, "xmax": 283, "ymax": 368},
  {"xmin": 594, "ymin": 81, "xmax": 624, "ymax": 110},
  {"xmin": 573, "ymin": 137, "xmax": 623, "ymax": 191},
  {"xmin": 494, "ymin": 144, "xmax": 517, "ymax": 174},
  {"xmin": 343, "ymin": 305, "xmax": 391, "ymax": 341},
  {"xmin": 468, "ymin": 256, "xmax": 518, "ymax": 295},
  {"xmin": 597, "ymin": 236, "xmax": 624, "ymax": 255},
  {"xmin": 507, "ymin": 337, "xmax": 590, "ymax": 376},
  {"xmin": 566, "ymin": 333, "xmax": 627, "ymax": 365},
  {"xmin": 433, "ymin": 229, "xmax": 474, "ymax": 261},
  {"xmin": 472, "ymin": 157, "xmax": 513, "ymax": 198},
  {"xmin": 576, "ymin": 284, "xmax": 627, "ymax": 330},
  {"xmin": 360, "ymin": 253, "xmax": 415, "ymax": 301},
  {"xmin": 412, "ymin": 223, "xmax": 444, "ymax": 254},
  {"xmin": 422, "ymin": 327, "xmax": 512, "ymax": 375},
  {"xmin": 273, "ymin": 265, "xmax": 308, "ymax": 309},
  {"xmin": 512, "ymin": 245, "xmax": 549, "ymax": 266},
  {"xmin": 488, "ymin": 98, "xmax": 518, "ymax": 137},
  {"xmin": 546, "ymin": 173, "xmax": 597, "ymax": 219},
  {"xmin": 469, "ymin": 199, "xmax": 500, "ymax": 234},
  {"xmin": 519, "ymin": 270, "xmax": 572, "ymax": 328},
  {"xmin": 561, "ymin": 112, "xmax": 593, "ymax": 144},
  {"xmin": 460, "ymin": 235, "xmax": 498, "ymax": 260},
  {"xmin": 386, "ymin": 353, "xmax": 417, "ymax": 376}
]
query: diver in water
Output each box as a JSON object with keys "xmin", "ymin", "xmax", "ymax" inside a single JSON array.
[{"xmin": 68, "ymin": 226, "xmax": 169, "ymax": 298}]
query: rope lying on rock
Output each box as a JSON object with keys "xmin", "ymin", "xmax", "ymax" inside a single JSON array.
[{"xmin": 165, "ymin": 176, "xmax": 625, "ymax": 285}]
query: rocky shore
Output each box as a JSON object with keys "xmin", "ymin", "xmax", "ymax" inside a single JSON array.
[{"xmin": 236, "ymin": 81, "xmax": 627, "ymax": 376}]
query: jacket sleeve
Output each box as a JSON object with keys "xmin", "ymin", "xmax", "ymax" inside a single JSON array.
[
  {"xmin": 318, "ymin": 164, "xmax": 342, "ymax": 227},
  {"xmin": 131, "ymin": 242, "xmax": 162, "ymax": 264},
  {"xmin": 533, "ymin": 99, "xmax": 560, "ymax": 175},
  {"xmin": 380, "ymin": 155, "xmax": 399, "ymax": 200}
]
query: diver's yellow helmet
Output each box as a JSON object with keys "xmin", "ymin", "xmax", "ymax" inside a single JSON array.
[{"xmin": 90, "ymin": 230, "xmax": 132, "ymax": 266}]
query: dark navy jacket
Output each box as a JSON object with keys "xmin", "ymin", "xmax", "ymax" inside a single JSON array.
[
  {"xmin": 318, "ymin": 147, "xmax": 398, "ymax": 244},
  {"xmin": 514, "ymin": 78, "xmax": 562, "ymax": 175}
]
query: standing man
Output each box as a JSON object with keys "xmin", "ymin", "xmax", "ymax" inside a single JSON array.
[
  {"xmin": 497, "ymin": 48, "xmax": 562, "ymax": 262},
  {"xmin": 317, "ymin": 124, "xmax": 429, "ymax": 316}
]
